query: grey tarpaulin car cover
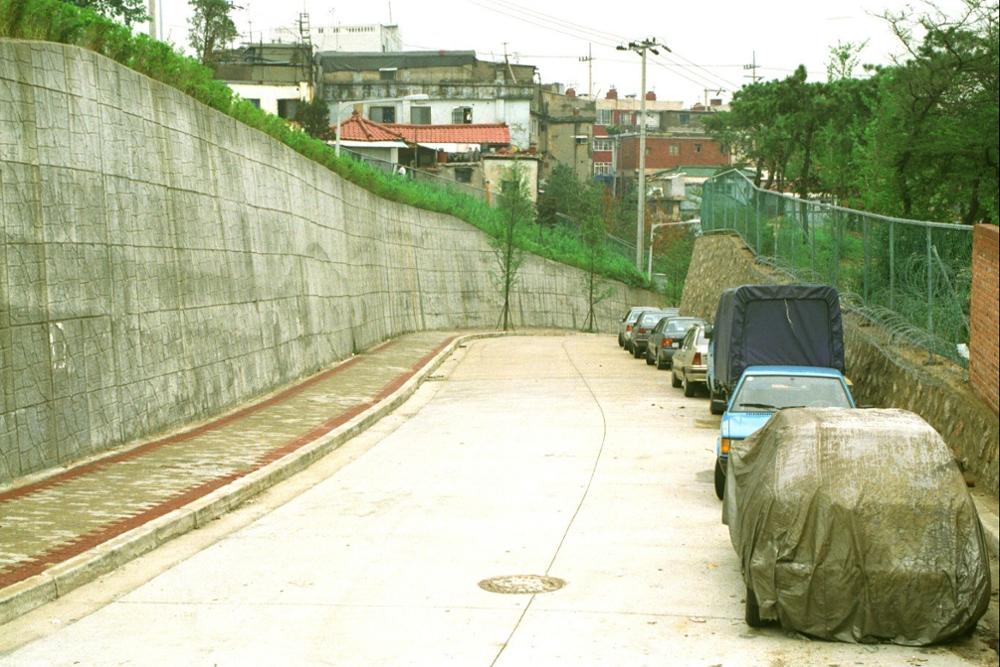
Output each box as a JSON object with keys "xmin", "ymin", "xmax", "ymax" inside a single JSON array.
[{"xmin": 722, "ymin": 408, "xmax": 991, "ymax": 644}]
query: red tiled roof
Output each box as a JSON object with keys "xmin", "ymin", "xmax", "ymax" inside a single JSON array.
[
  {"xmin": 383, "ymin": 123, "xmax": 510, "ymax": 144},
  {"xmin": 336, "ymin": 112, "xmax": 407, "ymax": 142}
]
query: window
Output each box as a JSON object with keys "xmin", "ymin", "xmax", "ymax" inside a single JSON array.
[
  {"xmin": 455, "ymin": 168, "xmax": 473, "ymax": 183},
  {"xmin": 679, "ymin": 112, "xmax": 690, "ymax": 125},
  {"xmin": 694, "ymin": 143, "xmax": 703, "ymax": 154},
  {"xmin": 277, "ymin": 98, "xmax": 300, "ymax": 119},
  {"xmin": 592, "ymin": 138, "xmax": 612, "ymax": 152},
  {"xmin": 452, "ymin": 106, "xmax": 473, "ymax": 124},
  {"xmin": 379, "ymin": 67, "xmax": 397, "ymax": 81},
  {"xmin": 246, "ymin": 98, "xmax": 261, "ymax": 109},
  {"xmin": 668, "ymin": 144, "xmax": 679, "ymax": 156},
  {"xmin": 574, "ymin": 135, "xmax": 589, "ymax": 145},
  {"xmin": 410, "ymin": 106, "xmax": 431, "ymax": 124},
  {"xmin": 593, "ymin": 162, "xmax": 612, "ymax": 176},
  {"xmin": 596, "ymin": 108, "xmax": 612, "ymax": 124},
  {"xmin": 369, "ymin": 106, "xmax": 395, "ymax": 123}
]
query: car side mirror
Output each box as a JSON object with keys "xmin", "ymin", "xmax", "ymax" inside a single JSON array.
[{"xmin": 704, "ymin": 325, "xmax": 713, "ymax": 339}]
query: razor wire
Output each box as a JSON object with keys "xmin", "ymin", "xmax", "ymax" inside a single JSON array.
[{"xmin": 701, "ymin": 169, "xmax": 973, "ymax": 365}]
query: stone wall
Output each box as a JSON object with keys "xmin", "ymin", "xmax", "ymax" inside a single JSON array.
[
  {"xmin": 680, "ymin": 232, "xmax": 999, "ymax": 496},
  {"xmin": 970, "ymin": 224, "xmax": 999, "ymax": 415},
  {"xmin": 0, "ymin": 41, "xmax": 656, "ymax": 484}
]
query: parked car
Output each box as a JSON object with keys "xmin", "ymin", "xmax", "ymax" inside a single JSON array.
[
  {"xmin": 618, "ymin": 306, "xmax": 657, "ymax": 348},
  {"xmin": 621, "ymin": 307, "xmax": 663, "ymax": 352},
  {"xmin": 669, "ymin": 323, "xmax": 710, "ymax": 395},
  {"xmin": 646, "ymin": 317, "xmax": 704, "ymax": 369},
  {"xmin": 631, "ymin": 310, "xmax": 671, "ymax": 358},
  {"xmin": 723, "ymin": 408, "xmax": 991, "ymax": 643},
  {"xmin": 713, "ymin": 366, "xmax": 855, "ymax": 500}
]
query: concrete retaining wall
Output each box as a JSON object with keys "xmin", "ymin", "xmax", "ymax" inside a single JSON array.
[
  {"xmin": 680, "ymin": 232, "xmax": 999, "ymax": 496},
  {"xmin": 0, "ymin": 41, "xmax": 656, "ymax": 483}
]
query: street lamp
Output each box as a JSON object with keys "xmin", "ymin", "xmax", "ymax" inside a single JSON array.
[
  {"xmin": 617, "ymin": 38, "xmax": 670, "ymax": 272},
  {"xmin": 334, "ymin": 93, "xmax": 430, "ymax": 157}
]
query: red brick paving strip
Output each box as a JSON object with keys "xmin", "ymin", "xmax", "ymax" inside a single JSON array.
[{"xmin": 0, "ymin": 336, "xmax": 455, "ymax": 591}]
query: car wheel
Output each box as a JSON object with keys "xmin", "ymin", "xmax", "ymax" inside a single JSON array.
[
  {"xmin": 671, "ymin": 369, "xmax": 682, "ymax": 387},
  {"xmin": 633, "ymin": 345, "xmax": 643, "ymax": 359},
  {"xmin": 656, "ymin": 354, "xmax": 667, "ymax": 371},
  {"xmin": 745, "ymin": 586, "xmax": 764, "ymax": 628},
  {"xmin": 709, "ymin": 385, "xmax": 726, "ymax": 415},
  {"xmin": 683, "ymin": 373, "xmax": 696, "ymax": 398},
  {"xmin": 714, "ymin": 458, "xmax": 725, "ymax": 500},
  {"xmin": 645, "ymin": 349, "xmax": 655, "ymax": 365},
  {"xmin": 618, "ymin": 333, "xmax": 624, "ymax": 347}
]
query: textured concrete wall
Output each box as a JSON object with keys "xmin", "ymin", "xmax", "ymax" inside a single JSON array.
[
  {"xmin": 680, "ymin": 232, "xmax": 999, "ymax": 496},
  {"xmin": 970, "ymin": 224, "xmax": 999, "ymax": 415},
  {"xmin": 0, "ymin": 41, "xmax": 656, "ymax": 483}
]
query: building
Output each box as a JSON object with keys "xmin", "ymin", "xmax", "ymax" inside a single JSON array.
[
  {"xmin": 318, "ymin": 51, "xmax": 537, "ymax": 149},
  {"xmin": 595, "ymin": 88, "xmax": 684, "ymax": 134},
  {"xmin": 533, "ymin": 86, "xmax": 596, "ymax": 181},
  {"xmin": 211, "ymin": 42, "xmax": 316, "ymax": 119}
]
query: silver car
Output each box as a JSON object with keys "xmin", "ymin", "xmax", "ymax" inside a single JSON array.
[
  {"xmin": 631, "ymin": 309, "xmax": 671, "ymax": 358},
  {"xmin": 646, "ymin": 316, "xmax": 704, "ymax": 369},
  {"xmin": 670, "ymin": 322, "xmax": 710, "ymax": 396},
  {"xmin": 618, "ymin": 306, "xmax": 657, "ymax": 349}
]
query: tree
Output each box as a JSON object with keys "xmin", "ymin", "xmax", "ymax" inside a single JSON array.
[
  {"xmin": 67, "ymin": 0, "xmax": 147, "ymax": 26},
  {"xmin": 491, "ymin": 163, "xmax": 534, "ymax": 331},
  {"xmin": 295, "ymin": 97, "xmax": 332, "ymax": 140},
  {"xmin": 189, "ymin": 0, "xmax": 239, "ymax": 66},
  {"xmin": 580, "ymin": 184, "xmax": 615, "ymax": 332},
  {"xmin": 827, "ymin": 40, "xmax": 869, "ymax": 82}
]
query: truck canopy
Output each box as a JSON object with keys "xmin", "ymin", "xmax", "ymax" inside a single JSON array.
[{"xmin": 711, "ymin": 285, "xmax": 844, "ymax": 388}]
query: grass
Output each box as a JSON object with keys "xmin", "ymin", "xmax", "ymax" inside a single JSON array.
[{"xmin": 0, "ymin": 0, "xmax": 649, "ymax": 288}]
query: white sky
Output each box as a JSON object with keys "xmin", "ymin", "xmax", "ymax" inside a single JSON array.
[{"xmin": 153, "ymin": 0, "xmax": 963, "ymax": 107}]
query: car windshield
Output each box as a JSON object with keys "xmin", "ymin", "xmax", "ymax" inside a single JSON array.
[
  {"xmin": 731, "ymin": 374, "xmax": 851, "ymax": 412},
  {"xmin": 627, "ymin": 309, "xmax": 652, "ymax": 323},
  {"xmin": 665, "ymin": 319, "xmax": 700, "ymax": 335},
  {"xmin": 639, "ymin": 312, "xmax": 665, "ymax": 326}
]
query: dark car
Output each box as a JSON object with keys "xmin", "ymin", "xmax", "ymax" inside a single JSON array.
[
  {"xmin": 618, "ymin": 306, "xmax": 657, "ymax": 348},
  {"xmin": 645, "ymin": 317, "xmax": 704, "ymax": 368},
  {"xmin": 631, "ymin": 310, "xmax": 671, "ymax": 358}
]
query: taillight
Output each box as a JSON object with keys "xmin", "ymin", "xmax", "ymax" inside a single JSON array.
[
  {"xmin": 626, "ymin": 324, "xmax": 633, "ymax": 332},
  {"xmin": 663, "ymin": 338, "xmax": 673, "ymax": 347},
  {"xmin": 693, "ymin": 352, "xmax": 702, "ymax": 365},
  {"xmin": 638, "ymin": 327, "xmax": 648, "ymax": 334}
]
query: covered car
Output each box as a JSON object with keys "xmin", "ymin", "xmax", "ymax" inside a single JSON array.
[{"xmin": 723, "ymin": 408, "xmax": 990, "ymax": 644}]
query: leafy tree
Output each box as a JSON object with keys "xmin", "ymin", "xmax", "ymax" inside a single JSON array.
[
  {"xmin": 188, "ymin": 0, "xmax": 239, "ymax": 65},
  {"xmin": 491, "ymin": 162, "xmax": 534, "ymax": 330},
  {"xmin": 537, "ymin": 163, "xmax": 584, "ymax": 226},
  {"xmin": 295, "ymin": 97, "xmax": 331, "ymax": 139},
  {"xmin": 66, "ymin": 0, "xmax": 146, "ymax": 26}
]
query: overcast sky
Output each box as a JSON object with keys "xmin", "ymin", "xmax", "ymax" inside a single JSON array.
[{"xmin": 154, "ymin": 0, "xmax": 964, "ymax": 107}]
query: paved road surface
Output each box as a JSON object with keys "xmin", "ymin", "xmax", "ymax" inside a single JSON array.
[{"xmin": 1, "ymin": 335, "xmax": 995, "ymax": 666}]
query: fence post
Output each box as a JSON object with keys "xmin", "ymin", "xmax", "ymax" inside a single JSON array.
[
  {"xmin": 809, "ymin": 203, "xmax": 816, "ymax": 276},
  {"xmin": 863, "ymin": 217, "xmax": 870, "ymax": 305},
  {"xmin": 754, "ymin": 190, "xmax": 761, "ymax": 254},
  {"xmin": 889, "ymin": 221, "xmax": 895, "ymax": 311},
  {"xmin": 926, "ymin": 226, "xmax": 933, "ymax": 335}
]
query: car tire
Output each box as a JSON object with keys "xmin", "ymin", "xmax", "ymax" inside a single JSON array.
[
  {"xmin": 645, "ymin": 349, "xmax": 655, "ymax": 365},
  {"xmin": 671, "ymin": 369, "xmax": 682, "ymax": 387},
  {"xmin": 745, "ymin": 586, "xmax": 764, "ymax": 628},
  {"xmin": 618, "ymin": 333, "xmax": 624, "ymax": 347},
  {"xmin": 714, "ymin": 458, "xmax": 725, "ymax": 500},
  {"xmin": 656, "ymin": 355, "xmax": 667, "ymax": 371},
  {"xmin": 683, "ymin": 373, "xmax": 696, "ymax": 398},
  {"xmin": 633, "ymin": 345, "xmax": 643, "ymax": 359},
  {"xmin": 709, "ymin": 385, "xmax": 726, "ymax": 415}
]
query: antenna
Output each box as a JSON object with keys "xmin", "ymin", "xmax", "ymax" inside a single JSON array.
[{"xmin": 387, "ymin": 1, "xmax": 393, "ymax": 23}]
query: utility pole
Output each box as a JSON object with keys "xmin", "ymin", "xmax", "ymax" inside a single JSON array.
[
  {"xmin": 743, "ymin": 51, "xmax": 760, "ymax": 84},
  {"xmin": 617, "ymin": 37, "xmax": 670, "ymax": 272},
  {"xmin": 578, "ymin": 44, "xmax": 593, "ymax": 97},
  {"xmin": 147, "ymin": 0, "xmax": 156, "ymax": 39}
]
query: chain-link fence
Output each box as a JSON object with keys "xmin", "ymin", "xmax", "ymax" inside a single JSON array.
[{"xmin": 701, "ymin": 169, "xmax": 973, "ymax": 363}]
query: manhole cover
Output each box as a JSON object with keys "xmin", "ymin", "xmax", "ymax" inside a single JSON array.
[{"xmin": 478, "ymin": 574, "xmax": 566, "ymax": 594}]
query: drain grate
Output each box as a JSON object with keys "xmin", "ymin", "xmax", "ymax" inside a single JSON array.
[{"xmin": 478, "ymin": 574, "xmax": 566, "ymax": 594}]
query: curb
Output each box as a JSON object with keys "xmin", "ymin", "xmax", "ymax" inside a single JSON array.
[
  {"xmin": 972, "ymin": 495, "xmax": 1000, "ymax": 560},
  {"xmin": 0, "ymin": 333, "xmax": 490, "ymax": 627}
]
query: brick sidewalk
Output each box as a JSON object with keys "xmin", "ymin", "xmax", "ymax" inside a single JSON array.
[{"xmin": 0, "ymin": 332, "xmax": 456, "ymax": 593}]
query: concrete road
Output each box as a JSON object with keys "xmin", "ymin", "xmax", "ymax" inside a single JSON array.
[{"xmin": 1, "ymin": 335, "xmax": 995, "ymax": 666}]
